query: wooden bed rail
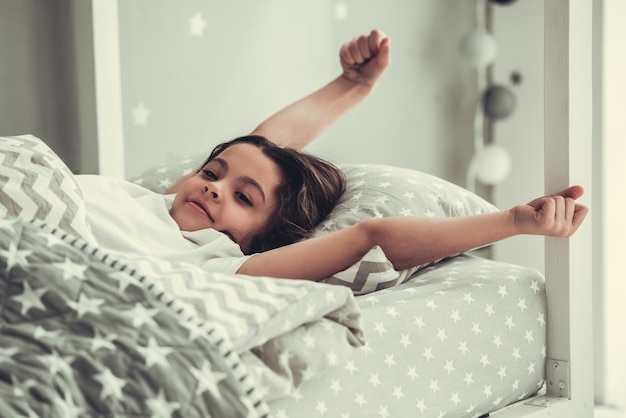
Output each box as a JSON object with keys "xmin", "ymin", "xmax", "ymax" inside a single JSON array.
[{"xmin": 495, "ymin": 1, "xmax": 594, "ymax": 416}]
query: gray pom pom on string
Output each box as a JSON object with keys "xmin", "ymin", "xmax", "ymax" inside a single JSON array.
[{"xmin": 482, "ymin": 85, "xmax": 516, "ymax": 119}]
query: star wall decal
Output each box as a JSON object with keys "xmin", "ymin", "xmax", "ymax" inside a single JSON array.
[
  {"xmin": 132, "ymin": 102, "xmax": 150, "ymax": 126},
  {"xmin": 189, "ymin": 12, "xmax": 207, "ymax": 37},
  {"xmin": 334, "ymin": 2, "xmax": 348, "ymax": 20}
]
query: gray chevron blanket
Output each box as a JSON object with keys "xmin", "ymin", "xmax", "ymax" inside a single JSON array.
[{"xmin": 0, "ymin": 135, "xmax": 365, "ymax": 415}]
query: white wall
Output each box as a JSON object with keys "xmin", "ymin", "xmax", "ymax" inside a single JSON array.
[
  {"xmin": 309, "ymin": 1, "xmax": 477, "ymax": 186},
  {"xmin": 117, "ymin": 0, "xmax": 334, "ymax": 179},
  {"xmin": 489, "ymin": 0, "xmax": 545, "ymax": 274},
  {"xmin": 0, "ymin": 0, "xmax": 88, "ymax": 173},
  {"xmin": 117, "ymin": 1, "xmax": 477, "ymax": 186},
  {"xmin": 599, "ymin": 0, "xmax": 626, "ymax": 408}
]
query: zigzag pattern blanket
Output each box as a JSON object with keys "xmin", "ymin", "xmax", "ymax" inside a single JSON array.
[{"xmin": 0, "ymin": 136, "xmax": 365, "ymax": 415}]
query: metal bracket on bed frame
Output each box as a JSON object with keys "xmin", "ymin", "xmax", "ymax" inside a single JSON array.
[{"xmin": 524, "ymin": 359, "xmax": 570, "ymax": 408}]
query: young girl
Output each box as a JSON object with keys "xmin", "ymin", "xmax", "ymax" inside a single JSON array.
[{"xmin": 81, "ymin": 29, "xmax": 588, "ymax": 282}]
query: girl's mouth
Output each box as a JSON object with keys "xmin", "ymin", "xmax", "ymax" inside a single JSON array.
[{"xmin": 189, "ymin": 200, "xmax": 214, "ymax": 222}]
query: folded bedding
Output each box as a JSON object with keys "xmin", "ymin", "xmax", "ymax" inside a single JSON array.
[
  {"xmin": 0, "ymin": 218, "xmax": 268, "ymax": 417},
  {"xmin": 0, "ymin": 135, "xmax": 365, "ymax": 415}
]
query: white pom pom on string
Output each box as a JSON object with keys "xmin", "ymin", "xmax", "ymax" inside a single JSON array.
[
  {"xmin": 475, "ymin": 143, "xmax": 512, "ymax": 185},
  {"xmin": 459, "ymin": 29, "xmax": 498, "ymax": 68}
]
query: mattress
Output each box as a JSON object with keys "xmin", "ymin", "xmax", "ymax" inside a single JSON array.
[{"xmin": 268, "ymin": 254, "xmax": 547, "ymax": 418}]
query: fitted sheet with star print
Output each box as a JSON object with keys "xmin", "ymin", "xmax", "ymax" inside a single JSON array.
[{"xmin": 267, "ymin": 254, "xmax": 547, "ymax": 418}]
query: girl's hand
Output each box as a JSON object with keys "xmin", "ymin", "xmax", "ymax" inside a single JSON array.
[
  {"xmin": 510, "ymin": 185, "xmax": 589, "ymax": 237},
  {"xmin": 339, "ymin": 29, "xmax": 391, "ymax": 87}
]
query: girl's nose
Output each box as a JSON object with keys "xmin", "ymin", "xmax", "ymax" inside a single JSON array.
[{"xmin": 203, "ymin": 185, "xmax": 221, "ymax": 200}]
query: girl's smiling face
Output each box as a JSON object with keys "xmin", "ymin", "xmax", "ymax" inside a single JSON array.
[{"xmin": 169, "ymin": 143, "xmax": 283, "ymax": 253}]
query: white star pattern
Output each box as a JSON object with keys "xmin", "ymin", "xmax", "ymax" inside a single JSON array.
[
  {"xmin": 108, "ymin": 271, "xmax": 143, "ymax": 292},
  {"xmin": 132, "ymin": 102, "xmax": 150, "ymax": 126},
  {"xmin": 129, "ymin": 303, "xmax": 160, "ymax": 328},
  {"xmin": 393, "ymin": 385, "xmax": 405, "ymax": 400},
  {"xmin": 493, "ymin": 335, "xmax": 503, "ymax": 348},
  {"xmin": 517, "ymin": 298, "xmax": 528, "ymax": 311},
  {"xmin": 93, "ymin": 367, "xmax": 126, "ymax": 401},
  {"xmin": 33, "ymin": 326, "xmax": 62, "ymax": 341},
  {"xmin": 444, "ymin": 360, "xmax": 455, "ymax": 374},
  {"xmin": 42, "ymin": 350, "xmax": 73, "ymax": 376},
  {"xmin": 316, "ymin": 400, "xmax": 328, "ymax": 415},
  {"xmin": 66, "ymin": 293, "xmax": 105, "ymax": 318},
  {"xmin": 190, "ymin": 360, "xmax": 227, "ymax": 398},
  {"xmin": 11, "ymin": 280, "xmax": 47, "ymax": 315},
  {"xmin": 53, "ymin": 257, "xmax": 88, "ymax": 280},
  {"xmin": 0, "ymin": 346, "xmax": 19, "ymax": 364},
  {"xmin": 55, "ymin": 389, "xmax": 84, "ymax": 418},
  {"xmin": 345, "ymin": 360, "xmax": 357, "ymax": 374},
  {"xmin": 334, "ymin": 2, "xmax": 348, "ymax": 20},
  {"xmin": 330, "ymin": 379, "xmax": 343, "ymax": 394},
  {"xmin": 399, "ymin": 334, "xmax": 411, "ymax": 348},
  {"xmin": 189, "ymin": 12, "xmax": 207, "ymax": 37},
  {"xmin": 91, "ymin": 330, "xmax": 117, "ymax": 352},
  {"xmin": 1, "ymin": 241, "xmax": 32, "ymax": 271},
  {"xmin": 138, "ymin": 337, "xmax": 174, "ymax": 369},
  {"xmin": 146, "ymin": 389, "xmax": 180, "ymax": 418}
]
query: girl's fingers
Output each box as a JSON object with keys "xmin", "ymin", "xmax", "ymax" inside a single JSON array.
[
  {"xmin": 572, "ymin": 204, "xmax": 589, "ymax": 231},
  {"xmin": 564, "ymin": 198, "xmax": 576, "ymax": 223},
  {"xmin": 348, "ymin": 39, "xmax": 364, "ymax": 64},
  {"xmin": 339, "ymin": 43, "xmax": 355, "ymax": 66},
  {"xmin": 538, "ymin": 197, "xmax": 555, "ymax": 223},
  {"xmin": 553, "ymin": 196, "xmax": 565, "ymax": 223},
  {"xmin": 358, "ymin": 35, "xmax": 372, "ymax": 61},
  {"xmin": 551, "ymin": 185, "xmax": 585, "ymax": 200}
]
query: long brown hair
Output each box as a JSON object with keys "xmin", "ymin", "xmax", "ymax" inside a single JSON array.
[{"xmin": 203, "ymin": 135, "xmax": 346, "ymax": 254}]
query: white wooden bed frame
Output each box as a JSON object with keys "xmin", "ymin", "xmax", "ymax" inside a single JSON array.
[{"xmin": 83, "ymin": 1, "xmax": 594, "ymax": 416}]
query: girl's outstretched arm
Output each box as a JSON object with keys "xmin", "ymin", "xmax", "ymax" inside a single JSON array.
[
  {"xmin": 236, "ymin": 186, "xmax": 588, "ymax": 281},
  {"xmin": 251, "ymin": 29, "xmax": 391, "ymax": 150}
]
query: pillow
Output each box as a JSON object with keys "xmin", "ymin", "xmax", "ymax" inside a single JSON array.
[
  {"xmin": 313, "ymin": 164, "xmax": 499, "ymax": 293},
  {"xmin": 0, "ymin": 134, "xmax": 94, "ymax": 241},
  {"xmin": 132, "ymin": 157, "xmax": 499, "ymax": 295},
  {"xmin": 315, "ymin": 164, "xmax": 498, "ymax": 230},
  {"xmin": 130, "ymin": 152, "xmax": 203, "ymax": 192}
]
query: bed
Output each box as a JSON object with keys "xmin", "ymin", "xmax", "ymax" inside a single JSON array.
[
  {"xmin": 0, "ymin": 1, "xmax": 594, "ymax": 416},
  {"xmin": 2, "ymin": 135, "xmax": 549, "ymax": 417}
]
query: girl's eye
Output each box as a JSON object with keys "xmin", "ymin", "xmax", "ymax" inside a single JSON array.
[
  {"xmin": 236, "ymin": 192, "xmax": 252, "ymax": 206},
  {"xmin": 203, "ymin": 170, "xmax": 217, "ymax": 180}
]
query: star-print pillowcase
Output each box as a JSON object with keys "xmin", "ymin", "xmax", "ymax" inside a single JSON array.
[
  {"xmin": 0, "ymin": 134, "xmax": 95, "ymax": 241},
  {"xmin": 312, "ymin": 164, "xmax": 499, "ymax": 293},
  {"xmin": 130, "ymin": 152, "xmax": 203, "ymax": 192},
  {"xmin": 315, "ymin": 163, "xmax": 498, "ymax": 231}
]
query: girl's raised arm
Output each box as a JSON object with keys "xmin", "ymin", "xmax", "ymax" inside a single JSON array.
[
  {"xmin": 251, "ymin": 29, "xmax": 390, "ymax": 150},
  {"xmin": 166, "ymin": 29, "xmax": 390, "ymax": 194}
]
